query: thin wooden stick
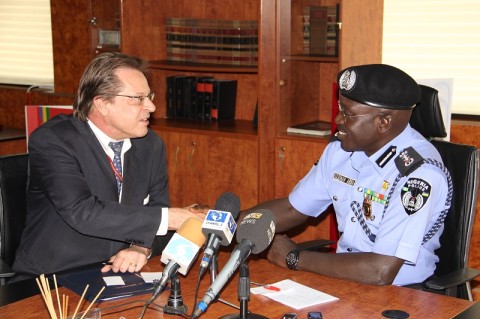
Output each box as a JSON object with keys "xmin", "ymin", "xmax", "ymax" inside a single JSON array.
[
  {"xmin": 71, "ymin": 284, "xmax": 89, "ymax": 319},
  {"xmin": 37, "ymin": 275, "xmax": 58, "ymax": 319},
  {"xmin": 35, "ymin": 277, "xmax": 48, "ymax": 306},
  {"xmin": 53, "ymin": 275, "xmax": 63, "ymax": 319},
  {"xmin": 79, "ymin": 286, "xmax": 105, "ymax": 319},
  {"xmin": 64, "ymin": 295, "xmax": 69, "ymax": 319}
]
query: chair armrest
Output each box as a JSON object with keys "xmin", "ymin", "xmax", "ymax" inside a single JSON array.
[
  {"xmin": 0, "ymin": 258, "xmax": 15, "ymax": 278},
  {"xmin": 425, "ymin": 267, "xmax": 480, "ymax": 290}
]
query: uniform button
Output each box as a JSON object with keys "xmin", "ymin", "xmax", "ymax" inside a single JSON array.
[
  {"xmin": 351, "ymin": 217, "xmax": 356, "ymax": 222},
  {"xmin": 347, "ymin": 247, "xmax": 352, "ymax": 252},
  {"xmin": 333, "ymin": 195, "xmax": 338, "ymax": 201}
]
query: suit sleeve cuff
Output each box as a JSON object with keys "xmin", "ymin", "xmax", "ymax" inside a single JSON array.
[{"xmin": 156, "ymin": 207, "xmax": 169, "ymax": 235}]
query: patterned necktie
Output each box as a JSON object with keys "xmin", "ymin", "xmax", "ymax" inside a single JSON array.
[{"xmin": 109, "ymin": 141, "xmax": 124, "ymax": 194}]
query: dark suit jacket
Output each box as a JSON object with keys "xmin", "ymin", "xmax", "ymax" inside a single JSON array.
[{"xmin": 13, "ymin": 114, "xmax": 170, "ymax": 276}]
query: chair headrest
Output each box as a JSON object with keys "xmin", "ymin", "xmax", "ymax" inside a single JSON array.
[{"xmin": 409, "ymin": 85, "xmax": 447, "ymax": 138}]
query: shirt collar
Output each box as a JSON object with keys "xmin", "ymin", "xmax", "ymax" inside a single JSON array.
[
  {"xmin": 87, "ymin": 119, "xmax": 132, "ymax": 158},
  {"xmin": 349, "ymin": 124, "xmax": 415, "ymax": 176}
]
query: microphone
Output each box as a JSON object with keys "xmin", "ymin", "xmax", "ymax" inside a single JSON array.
[
  {"xmin": 199, "ymin": 192, "xmax": 240, "ymax": 278},
  {"xmin": 144, "ymin": 217, "xmax": 206, "ymax": 307},
  {"xmin": 191, "ymin": 209, "xmax": 276, "ymax": 319}
]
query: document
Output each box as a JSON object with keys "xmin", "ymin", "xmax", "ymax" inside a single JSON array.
[{"xmin": 251, "ymin": 279, "xmax": 338, "ymax": 309}]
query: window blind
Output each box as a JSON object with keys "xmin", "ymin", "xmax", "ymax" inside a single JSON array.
[
  {"xmin": 0, "ymin": 0, "xmax": 54, "ymax": 86},
  {"xmin": 383, "ymin": 0, "xmax": 480, "ymax": 115}
]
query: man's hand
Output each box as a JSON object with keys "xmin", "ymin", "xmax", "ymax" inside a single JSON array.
[
  {"xmin": 266, "ymin": 234, "xmax": 297, "ymax": 268},
  {"xmin": 101, "ymin": 245, "xmax": 151, "ymax": 273},
  {"xmin": 168, "ymin": 204, "xmax": 209, "ymax": 230}
]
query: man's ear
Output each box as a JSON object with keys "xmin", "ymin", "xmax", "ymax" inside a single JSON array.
[
  {"xmin": 93, "ymin": 96, "xmax": 109, "ymax": 116},
  {"xmin": 377, "ymin": 113, "xmax": 393, "ymax": 133}
]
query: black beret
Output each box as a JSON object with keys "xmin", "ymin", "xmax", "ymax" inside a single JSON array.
[{"xmin": 337, "ymin": 64, "xmax": 421, "ymax": 110}]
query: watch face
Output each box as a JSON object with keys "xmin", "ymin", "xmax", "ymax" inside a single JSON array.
[{"xmin": 286, "ymin": 251, "xmax": 299, "ymax": 270}]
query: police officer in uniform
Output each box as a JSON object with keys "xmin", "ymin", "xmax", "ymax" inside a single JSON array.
[{"xmin": 245, "ymin": 64, "xmax": 451, "ymax": 286}]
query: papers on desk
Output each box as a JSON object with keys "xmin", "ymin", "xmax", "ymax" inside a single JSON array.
[{"xmin": 251, "ymin": 279, "xmax": 338, "ymax": 309}]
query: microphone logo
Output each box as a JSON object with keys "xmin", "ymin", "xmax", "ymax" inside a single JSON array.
[
  {"xmin": 202, "ymin": 210, "xmax": 237, "ymax": 245},
  {"xmin": 206, "ymin": 210, "xmax": 227, "ymax": 222},
  {"xmin": 161, "ymin": 233, "xmax": 200, "ymax": 275}
]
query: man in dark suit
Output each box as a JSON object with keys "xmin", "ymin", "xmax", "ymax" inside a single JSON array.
[{"xmin": 12, "ymin": 53, "xmax": 206, "ymax": 280}]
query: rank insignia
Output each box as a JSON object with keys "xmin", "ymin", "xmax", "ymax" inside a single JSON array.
[{"xmin": 401, "ymin": 178, "xmax": 431, "ymax": 215}]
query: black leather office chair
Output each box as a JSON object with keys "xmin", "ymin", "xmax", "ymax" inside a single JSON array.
[
  {"xmin": 0, "ymin": 153, "xmax": 28, "ymax": 285},
  {"xmin": 409, "ymin": 85, "xmax": 480, "ymax": 300}
]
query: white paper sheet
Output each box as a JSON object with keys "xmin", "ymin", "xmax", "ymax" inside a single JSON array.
[{"xmin": 250, "ymin": 279, "xmax": 338, "ymax": 309}]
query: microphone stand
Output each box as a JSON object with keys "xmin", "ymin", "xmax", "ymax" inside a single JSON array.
[
  {"xmin": 163, "ymin": 273, "xmax": 188, "ymax": 315},
  {"xmin": 220, "ymin": 261, "xmax": 268, "ymax": 319}
]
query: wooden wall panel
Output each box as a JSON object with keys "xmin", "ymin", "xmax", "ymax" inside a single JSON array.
[{"xmin": 50, "ymin": 0, "xmax": 91, "ymax": 94}]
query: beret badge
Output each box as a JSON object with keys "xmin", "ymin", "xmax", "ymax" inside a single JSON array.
[{"xmin": 339, "ymin": 69, "xmax": 356, "ymax": 91}]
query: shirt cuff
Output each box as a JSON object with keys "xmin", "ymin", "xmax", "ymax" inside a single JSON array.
[{"xmin": 156, "ymin": 207, "xmax": 169, "ymax": 235}]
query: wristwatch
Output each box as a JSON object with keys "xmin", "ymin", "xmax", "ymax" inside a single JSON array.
[{"xmin": 285, "ymin": 249, "xmax": 300, "ymax": 270}]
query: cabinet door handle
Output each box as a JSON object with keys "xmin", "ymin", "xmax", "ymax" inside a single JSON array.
[
  {"xmin": 279, "ymin": 80, "xmax": 287, "ymax": 86},
  {"xmin": 189, "ymin": 141, "xmax": 197, "ymax": 168},
  {"xmin": 279, "ymin": 146, "xmax": 286, "ymax": 176}
]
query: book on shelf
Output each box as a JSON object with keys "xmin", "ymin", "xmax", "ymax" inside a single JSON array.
[
  {"xmin": 287, "ymin": 120, "xmax": 332, "ymax": 136},
  {"xmin": 165, "ymin": 75, "xmax": 237, "ymax": 121},
  {"xmin": 165, "ymin": 17, "xmax": 258, "ymax": 66},
  {"xmin": 302, "ymin": 5, "xmax": 339, "ymax": 57}
]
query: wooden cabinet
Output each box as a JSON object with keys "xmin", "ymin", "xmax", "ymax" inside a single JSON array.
[
  {"xmin": 274, "ymin": 137, "xmax": 329, "ymax": 198},
  {"xmin": 275, "ymin": 136, "xmax": 333, "ymax": 242},
  {"xmin": 151, "ymin": 120, "xmax": 258, "ymax": 209},
  {"xmin": 256, "ymin": 0, "xmax": 383, "ymax": 202}
]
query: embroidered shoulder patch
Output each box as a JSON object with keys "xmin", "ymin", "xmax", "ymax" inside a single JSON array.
[{"xmin": 401, "ymin": 178, "xmax": 431, "ymax": 215}]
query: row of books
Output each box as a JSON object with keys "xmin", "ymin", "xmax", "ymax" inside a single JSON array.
[
  {"xmin": 166, "ymin": 18, "xmax": 258, "ymax": 66},
  {"xmin": 302, "ymin": 5, "xmax": 339, "ymax": 56},
  {"xmin": 166, "ymin": 75, "xmax": 237, "ymax": 121}
]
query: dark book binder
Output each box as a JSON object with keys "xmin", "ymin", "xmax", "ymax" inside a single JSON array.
[
  {"xmin": 174, "ymin": 75, "xmax": 187, "ymax": 119},
  {"xmin": 211, "ymin": 79, "xmax": 237, "ymax": 120},
  {"xmin": 181, "ymin": 76, "xmax": 197, "ymax": 119},
  {"xmin": 57, "ymin": 266, "xmax": 154, "ymax": 302},
  {"xmin": 166, "ymin": 75, "xmax": 177, "ymax": 118},
  {"xmin": 195, "ymin": 77, "xmax": 213, "ymax": 120}
]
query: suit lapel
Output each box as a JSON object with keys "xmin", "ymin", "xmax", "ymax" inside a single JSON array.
[
  {"xmin": 71, "ymin": 117, "xmax": 118, "ymax": 196},
  {"xmin": 122, "ymin": 142, "xmax": 140, "ymax": 204}
]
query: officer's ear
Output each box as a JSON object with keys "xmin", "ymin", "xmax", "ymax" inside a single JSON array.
[{"xmin": 377, "ymin": 112, "xmax": 393, "ymax": 134}]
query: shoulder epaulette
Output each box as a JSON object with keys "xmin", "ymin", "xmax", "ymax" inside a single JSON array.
[{"xmin": 394, "ymin": 147, "xmax": 425, "ymax": 176}]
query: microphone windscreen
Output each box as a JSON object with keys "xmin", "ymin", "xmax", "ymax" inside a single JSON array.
[
  {"xmin": 235, "ymin": 209, "xmax": 276, "ymax": 254},
  {"xmin": 177, "ymin": 217, "xmax": 207, "ymax": 247},
  {"xmin": 214, "ymin": 192, "xmax": 241, "ymax": 219}
]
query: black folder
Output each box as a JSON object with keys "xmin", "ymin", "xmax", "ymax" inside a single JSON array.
[{"xmin": 57, "ymin": 266, "xmax": 155, "ymax": 302}]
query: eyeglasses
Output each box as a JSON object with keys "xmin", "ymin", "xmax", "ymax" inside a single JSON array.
[
  {"xmin": 114, "ymin": 92, "xmax": 155, "ymax": 105},
  {"xmin": 337, "ymin": 101, "xmax": 383, "ymax": 123}
]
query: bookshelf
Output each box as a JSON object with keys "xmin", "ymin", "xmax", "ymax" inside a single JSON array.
[{"xmin": 118, "ymin": 0, "xmax": 383, "ymax": 214}]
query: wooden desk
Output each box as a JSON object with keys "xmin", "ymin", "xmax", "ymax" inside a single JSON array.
[{"xmin": 0, "ymin": 253, "xmax": 475, "ymax": 318}]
